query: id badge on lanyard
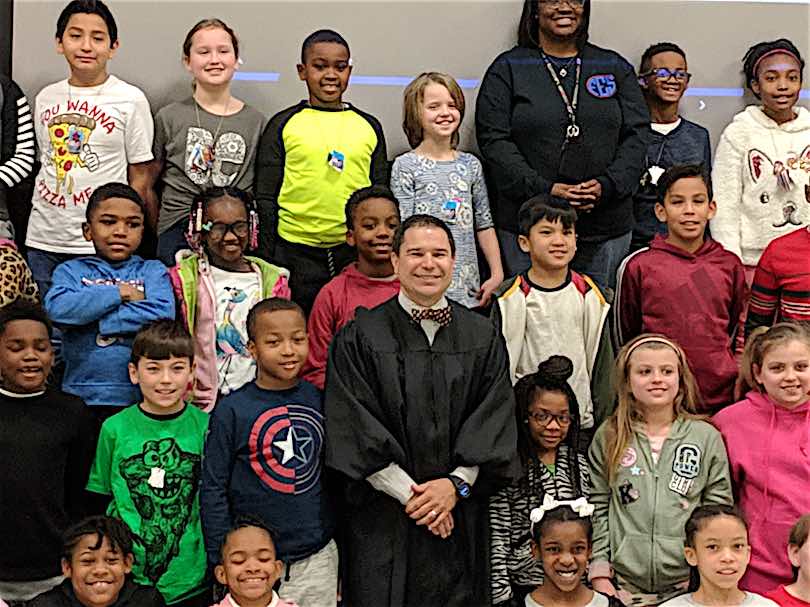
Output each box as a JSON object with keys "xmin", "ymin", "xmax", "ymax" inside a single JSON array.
[{"xmin": 541, "ymin": 52, "xmax": 582, "ymax": 142}]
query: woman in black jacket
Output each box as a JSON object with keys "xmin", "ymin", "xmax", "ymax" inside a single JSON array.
[{"xmin": 476, "ymin": 0, "xmax": 649, "ymax": 290}]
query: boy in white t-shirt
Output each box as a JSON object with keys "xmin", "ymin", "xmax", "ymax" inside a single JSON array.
[{"xmin": 26, "ymin": 0, "xmax": 153, "ymax": 296}]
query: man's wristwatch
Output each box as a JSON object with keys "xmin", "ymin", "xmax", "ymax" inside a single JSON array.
[{"xmin": 448, "ymin": 474, "xmax": 471, "ymax": 499}]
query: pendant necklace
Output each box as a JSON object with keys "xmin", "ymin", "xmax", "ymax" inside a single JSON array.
[
  {"xmin": 558, "ymin": 56, "xmax": 577, "ymax": 78},
  {"xmin": 194, "ymin": 94, "xmax": 231, "ymax": 173}
]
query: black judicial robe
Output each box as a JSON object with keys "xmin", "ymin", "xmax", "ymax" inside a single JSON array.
[{"xmin": 325, "ymin": 297, "xmax": 519, "ymax": 607}]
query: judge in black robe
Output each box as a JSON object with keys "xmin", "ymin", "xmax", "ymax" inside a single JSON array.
[{"xmin": 325, "ymin": 215, "xmax": 519, "ymax": 607}]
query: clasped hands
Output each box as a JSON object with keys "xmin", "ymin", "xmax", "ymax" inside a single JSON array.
[
  {"xmin": 404, "ymin": 478, "xmax": 458, "ymax": 540},
  {"xmin": 551, "ymin": 179, "xmax": 603, "ymax": 212}
]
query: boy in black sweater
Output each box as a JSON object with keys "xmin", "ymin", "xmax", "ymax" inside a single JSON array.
[{"xmin": 0, "ymin": 301, "xmax": 97, "ymax": 602}]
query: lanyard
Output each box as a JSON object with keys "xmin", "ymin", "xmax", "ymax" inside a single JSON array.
[{"xmin": 541, "ymin": 51, "xmax": 581, "ymax": 139}]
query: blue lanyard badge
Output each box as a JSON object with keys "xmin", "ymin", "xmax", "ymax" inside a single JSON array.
[
  {"xmin": 327, "ymin": 150, "xmax": 345, "ymax": 172},
  {"xmin": 441, "ymin": 197, "xmax": 461, "ymax": 224}
]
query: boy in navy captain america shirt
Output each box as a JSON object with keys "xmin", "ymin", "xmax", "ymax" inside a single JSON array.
[{"xmin": 200, "ymin": 297, "xmax": 336, "ymax": 607}]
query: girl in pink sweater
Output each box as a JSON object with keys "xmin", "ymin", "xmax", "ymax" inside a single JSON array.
[{"xmin": 714, "ymin": 323, "xmax": 810, "ymax": 594}]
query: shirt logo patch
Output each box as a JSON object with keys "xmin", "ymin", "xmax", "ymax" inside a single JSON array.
[
  {"xmin": 248, "ymin": 404, "xmax": 324, "ymax": 495},
  {"xmin": 673, "ymin": 443, "xmax": 701, "ymax": 479},
  {"xmin": 586, "ymin": 74, "xmax": 617, "ymax": 98},
  {"xmin": 620, "ymin": 446, "xmax": 637, "ymax": 467},
  {"xmin": 619, "ymin": 480, "xmax": 640, "ymax": 505}
]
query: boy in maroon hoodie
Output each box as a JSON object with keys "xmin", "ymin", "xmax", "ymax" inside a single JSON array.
[
  {"xmin": 615, "ymin": 164, "xmax": 746, "ymax": 412},
  {"xmin": 302, "ymin": 185, "xmax": 401, "ymax": 389}
]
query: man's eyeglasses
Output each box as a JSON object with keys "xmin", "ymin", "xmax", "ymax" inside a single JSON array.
[
  {"xmin": 202, "ymin": 220, "xmax": 250, "ymax": 240},
  {"xmin": 540, "ymin": 0, "xmax": 585, "ymax": 7},
  {"xmin": 527, "ymin": 409, "xmax": 573, "ymax": 426},
  {"xmin": 641, "ymin": 68, "xmax": 692, "ymax": 82}
]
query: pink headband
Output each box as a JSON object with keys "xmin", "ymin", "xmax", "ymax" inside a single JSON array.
[{"xmin": 753, "ymin": 49, "xmax": 801, "ymax": 78}]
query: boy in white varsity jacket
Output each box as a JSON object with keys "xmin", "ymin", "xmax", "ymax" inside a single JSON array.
[{"xmin": 491, "ymin": 194, "xmax": 614, "ymax": 444}]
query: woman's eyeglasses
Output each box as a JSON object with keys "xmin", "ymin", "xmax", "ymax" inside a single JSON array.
[{"xmin": 539, "ymin": 0, "xmax": 585, "ymax": 7}]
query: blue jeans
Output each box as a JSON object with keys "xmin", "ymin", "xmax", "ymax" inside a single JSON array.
[
  {"xmin": 497, "ymin": 228, "xmax": 531, "ymax": 278},
  {"xmin": 157, "ymin": 219, "xmax": 189, "ymax": 266},
  {"xmin": 26, "ymin": 247, "xmax": 79, "ymax": 373},
  {"xmin": 27, "ymin": 248, "xmax": 79, "ymax": 297},
  {"xmin": 570, "ymin": 231, "xmax": 632, "ymax": 292}
]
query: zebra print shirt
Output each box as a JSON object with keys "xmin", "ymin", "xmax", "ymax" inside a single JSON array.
[{"xmin": 489, "ymin": 445, "xmax": 591, "ymax": 605}]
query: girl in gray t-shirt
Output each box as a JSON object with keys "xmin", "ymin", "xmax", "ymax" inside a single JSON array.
[{"xmin": 148, "ymin": 18, "xmax": 265, "ymax": 265}]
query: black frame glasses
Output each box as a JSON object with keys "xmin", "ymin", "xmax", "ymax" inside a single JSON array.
[
  {"xmin": 202, "ymin": 220, "xmax": 250, "ymax": 240},
  {"xmin": 640, "ymin": 68, "xmax": 692, "ymax": 82},
  {"xmin": 527, "ymin": 409, "xmax": 573, "ymax": 426},
  {"xmin": 539, "ymin": 0, "xmax": 585, "ymax": 7}
]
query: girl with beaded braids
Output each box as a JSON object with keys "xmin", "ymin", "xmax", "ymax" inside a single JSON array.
[
  {"xmin": 169, "ymin": 187, "xmax": 289, "ymax": 411},
  {"xmin": 489, "ymin": 355, "xmax": 590, "ymax": 606}
]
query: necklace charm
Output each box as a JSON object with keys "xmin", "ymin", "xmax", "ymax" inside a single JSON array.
[
  {"xmin": 559, "ymin": 68, "xmax": 568, "ymax": 78},
  {"xmin": 648, "ymin": 165, "xmax": 665, "ymax": 186},
  {"xmin": 193, "ymin": 96, "xmax": 231, "ymax": 176},
  {"xmin": 566, "ymin": 124, "xmax": 580, "ymax": 139}
]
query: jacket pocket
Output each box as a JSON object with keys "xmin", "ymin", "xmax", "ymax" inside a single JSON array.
[
  {"xmin": 613, "ymin": 533, "xmax": 653, "ymax": 591},
  {"xmin": 654, "ymin": 534, "xmax": 690, "ymax": 589}
]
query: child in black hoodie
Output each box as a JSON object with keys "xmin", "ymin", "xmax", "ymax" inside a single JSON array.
[{"xmin": 27, "ymin": 516, "xmax": 165, "ymax": 607}]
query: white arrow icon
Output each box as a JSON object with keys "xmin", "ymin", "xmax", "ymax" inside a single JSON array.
[{"xmin": 698, "ymin": 100, "xmax": 706, "ymax": 110}]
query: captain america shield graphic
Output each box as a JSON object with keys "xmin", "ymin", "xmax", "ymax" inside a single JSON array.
[{"xmin": 248, "ymin": 404, "xmax": 324, "ymax": 494}]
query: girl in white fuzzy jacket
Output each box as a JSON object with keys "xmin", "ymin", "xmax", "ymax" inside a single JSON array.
[
  {"xmin": 711, "ymin": 39, "xmax": 810, "ymax": 270},
  {"xmin": 711, "ymin": 39, "xmax": 809, "ymax": 348}
]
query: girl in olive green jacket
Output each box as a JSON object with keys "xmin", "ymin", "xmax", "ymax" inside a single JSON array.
[{"xmin": 588, "ymin": 334, "xmax": 733, "ymax": 606}]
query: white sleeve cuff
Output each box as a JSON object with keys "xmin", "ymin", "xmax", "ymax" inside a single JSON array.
[
  {"xmin": 367, "ymin": 463, "xmax": 415, "ymax": 505},
  {"xmin": 451, "ymin": 465, "xmax": 480, "ymax": 486}
]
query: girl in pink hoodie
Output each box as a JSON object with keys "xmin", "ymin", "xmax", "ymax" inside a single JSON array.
[{"xmin": 714, "ymin": 323, "xmax": 810, "ymax": 594}]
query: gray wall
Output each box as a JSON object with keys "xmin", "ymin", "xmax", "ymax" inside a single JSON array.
[{"xmin": 12, "ymin": 0, "xmax": 810, "ymax": 158}]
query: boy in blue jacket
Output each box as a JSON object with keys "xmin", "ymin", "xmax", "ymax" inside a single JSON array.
[{"xmin": 44, "ymin": 182, "xmax": 175, "ymax": 418}]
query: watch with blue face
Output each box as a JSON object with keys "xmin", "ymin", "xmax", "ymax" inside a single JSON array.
[{"xmin": 449, "ymin": 474, "xmax": 471, "ymax": 499}]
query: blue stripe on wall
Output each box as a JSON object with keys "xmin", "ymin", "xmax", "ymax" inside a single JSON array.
[{"xmin": 232, "ymin": 72, "xmax": 810, "ymax": 99}]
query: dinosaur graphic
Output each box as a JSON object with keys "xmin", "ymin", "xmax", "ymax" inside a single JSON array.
[{"xmin": 119, "ymin": 438, "xmax": 200, "ymax": 585}]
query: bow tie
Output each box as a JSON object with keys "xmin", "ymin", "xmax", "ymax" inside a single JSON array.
[{"xmin": 411, "ymin": 306, "xmax": 452, "ymax": 327}]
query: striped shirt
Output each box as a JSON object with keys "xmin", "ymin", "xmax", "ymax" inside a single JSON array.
[
  {"xmin": 747, "ymin": 227, "xmax": 810, "ymax": 335},
  {"xmin": 489, "ymin": 445, "xmax": 590, "ymax": 605},
  {"xmin": 0, "ymin": 77, "xmax": 36, "ymax": 216}
]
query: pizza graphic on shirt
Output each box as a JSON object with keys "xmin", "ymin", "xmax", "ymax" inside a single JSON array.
[{"xmin": 47, "ymin": 113, "xmax": 100, "ymax": 195}]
